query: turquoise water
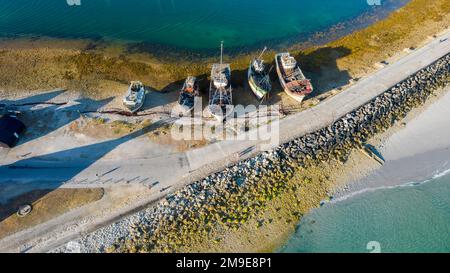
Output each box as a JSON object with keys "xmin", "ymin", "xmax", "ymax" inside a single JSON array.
[
  {"xmin": 0, "ymin": 0, "xmax": 392, "ymax": 50},
  {"xmin": 280, "ymin": 173, "xmax": 450, "ymax": 253}
]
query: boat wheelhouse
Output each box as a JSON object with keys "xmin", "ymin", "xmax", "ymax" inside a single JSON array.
[{"xmin": 275, "ymin": 52, "xmax": 313, "ymax": 102}]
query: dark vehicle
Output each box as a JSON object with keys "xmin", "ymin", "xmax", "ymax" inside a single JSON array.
[{"xmin": 0, "ymin": 115, "xmax": 26, "ymax": 148}]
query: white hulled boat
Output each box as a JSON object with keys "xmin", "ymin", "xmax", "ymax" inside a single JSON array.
[
  {"xmin": 123, "ymin": 81, "xmax": 146, "ymax": 113},
  {"xmin": 275, "ymin": 52, "xmax": 313, "ymax": 102},
  {"xmin": 208, "ymin": 42, "xmax": 233, "ymax": 121}
]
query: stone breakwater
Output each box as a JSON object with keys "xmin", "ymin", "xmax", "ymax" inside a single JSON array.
[{"xmin": 61, "ymin": 53, "xmax": 450, "ymax": 253}]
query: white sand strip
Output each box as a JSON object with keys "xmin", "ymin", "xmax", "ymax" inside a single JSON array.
[{"xmin": 335, "ymin": 87, "xmax": 450, "ymax": 200}]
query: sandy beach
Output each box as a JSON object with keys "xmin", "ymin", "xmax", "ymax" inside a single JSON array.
[{"xmin": 333, "ymin": 86, "xmax": 450, "ymax": 202}]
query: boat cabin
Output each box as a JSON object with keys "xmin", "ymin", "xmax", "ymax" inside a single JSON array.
[
  {"xmin": 212, "ymin": 64, "xmax": 230, "ymax": 89},
  {"xmin": 280, "ymin": 54, "xmax": 297, "ymax": 70},
  {"xmin": 130, "ymin": 81, "xmax": 141, "ymax": 93},
  {"xmin": 184, "ymin": 76, "xmax": 197, "ymax": 93},
  {"xmin": 252, "ymin": 59, "xmax": 265, "ymax": 73}
]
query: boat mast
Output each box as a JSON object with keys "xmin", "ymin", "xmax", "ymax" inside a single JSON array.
[
  {"xmin": 220, "ymin": 41, "xmax": 224, "ymax": 66},
  {"xmin": 219, "ymin": 41, "xmax": 224, "ymax": 103},
  {"xmin": 258, "ymin": 46, "xmax": 267, "ymax": 60}
]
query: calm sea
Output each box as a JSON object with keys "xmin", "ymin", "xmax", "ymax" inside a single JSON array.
[
  {"xmin": 0, "ymin": 0, "xmax": 400, "ymax": 50},
  {"xmin": 280, "ymin": 172, "xmax": 450, "ymax": 253}
]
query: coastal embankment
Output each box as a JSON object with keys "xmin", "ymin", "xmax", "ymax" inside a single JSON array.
[{"xmin": 55, "ymin": 52, "xmax": 450, "ymax": 253}]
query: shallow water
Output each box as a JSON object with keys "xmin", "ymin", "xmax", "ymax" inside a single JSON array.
[
  {"xmin": 280, "ymin": 173, "xmax": 450, "ymax": 253},
  {"xmin": 0, "ymin": 0, "xmax": 394, "ymax": 50}
]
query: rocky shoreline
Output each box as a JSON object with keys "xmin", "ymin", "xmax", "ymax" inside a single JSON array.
[{"xmin": 56, "ymin": 53, "xmax": 450, "ymax": 253}]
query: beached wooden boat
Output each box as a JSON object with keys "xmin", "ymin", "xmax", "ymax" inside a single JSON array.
[
  {"xmin": 275, "ymin": 52, "xmax": 313, "ymax": 102},
  {"xmin": 208, "ymin": 42, "xmax": 233, "ymax": 121},
  {"xmin": 176, "ymin": 76, "xmax": 200, "ymax": 116},
  {"xmin": 361, "ymin": 144, "xmax": 385, "ymax": 166},
  {"xmin": 248, "ymin": 47, "xmax": 272, "ymax": 101},
  {"xmin": 123, "ymin": 81, "xmax": 146, "ymax": 113}
]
